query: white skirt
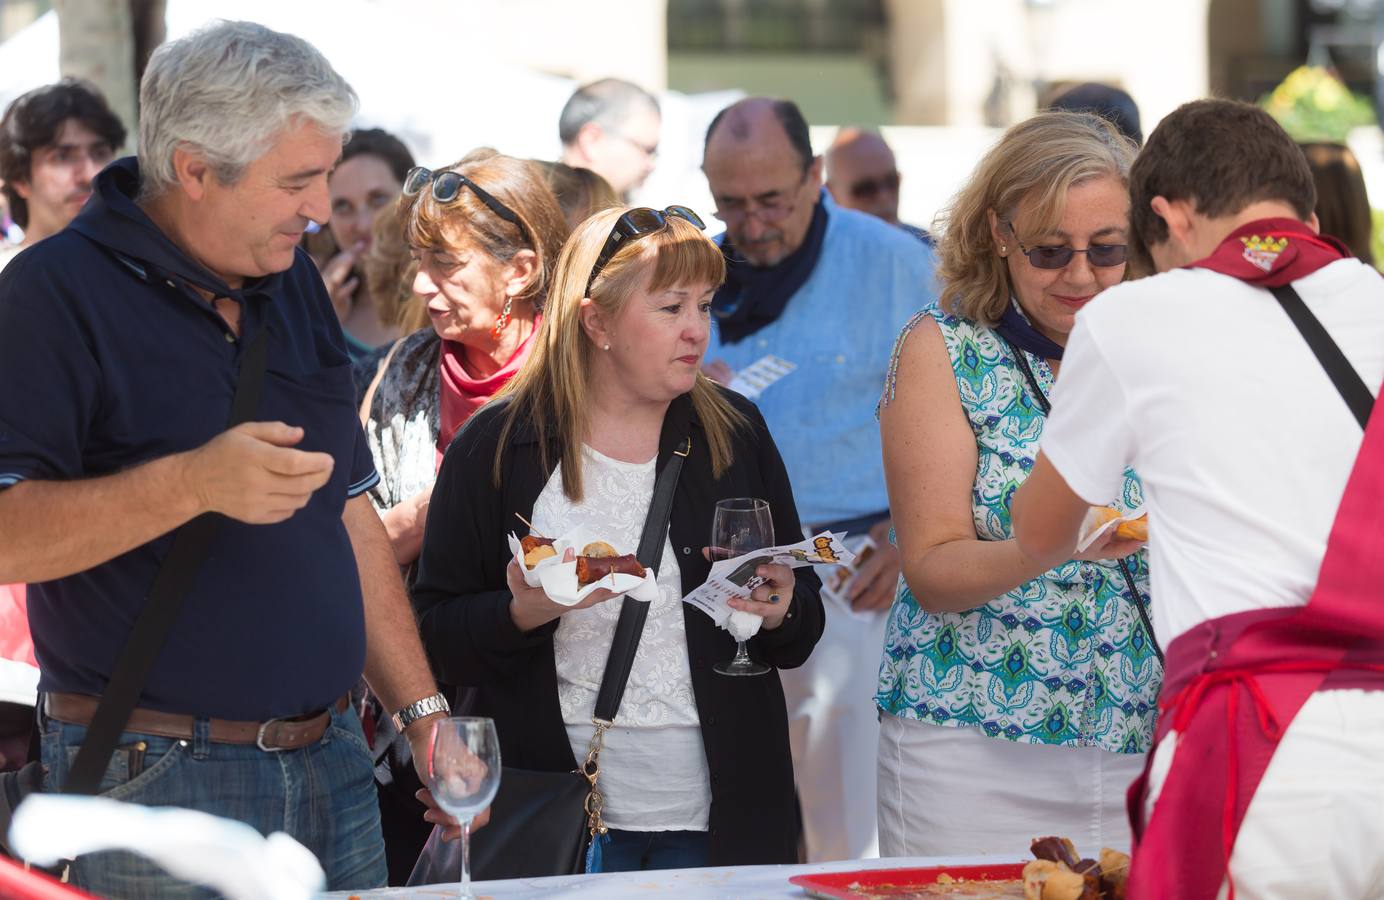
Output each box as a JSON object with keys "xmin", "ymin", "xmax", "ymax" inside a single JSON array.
[{"xmin": 877, "ymin": 711, "xmax": 1145, "ymax": 859}]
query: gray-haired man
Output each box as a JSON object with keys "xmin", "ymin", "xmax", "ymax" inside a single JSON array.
[
  {"xmin": 0, "ymin": 21, "xmax": 460, "ymax": 897},
  {"xmin": 558, "ymin": 77, "xmax": 661, "ymax": 196}
]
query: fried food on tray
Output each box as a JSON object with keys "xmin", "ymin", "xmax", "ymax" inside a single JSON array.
[
  {"xmin": 575, "ymin": 553, "xmax": 646, "ymax": 587},
  {"xmin": 581, "ymin": 541, "xmax": 618, "ymax": 558},
  {"xmin": 1022, "ymin": 838, "xmax": 1127, "ymax": 900}
]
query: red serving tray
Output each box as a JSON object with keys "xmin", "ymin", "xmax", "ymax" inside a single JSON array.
[
  {"xmin": 0, "ymin": 857, "xmax": 95, "ymax": 899},
  {"xmin": 790, "ymin": 863, "xmax": 1028, "ymax": 898}
]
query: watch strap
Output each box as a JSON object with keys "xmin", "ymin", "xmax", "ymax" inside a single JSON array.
[{"xmin": 391, "ymin": 692, "xmax": 451, "ymax": 732}]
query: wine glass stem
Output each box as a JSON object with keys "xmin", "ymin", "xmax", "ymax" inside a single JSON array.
[
  {"xmin": 460, "ymin": 816, "xmax": 473, "ymax": 899},
  {"xmin": 734, "ymin": 641, "xmax": 750, "ymax": 665}
]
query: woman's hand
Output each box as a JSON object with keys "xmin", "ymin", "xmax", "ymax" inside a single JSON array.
[
  {"xmin": 506, "ymin": 559, "xmax": 616, "ymax": 632},
  {"xmin": 726, "ymin": 562, "xmax": 796, "ymax": 631},
  {"xmin": 381, "ymin": 487, "xmax": 433, "ymax": 566},
  {"xmin": 321, "ymin": 244, "xmax": 362, "ymax": 322},
  {"xmin": 1071, "ymin": 527, "xmax": 1145, "ymax": 563}
]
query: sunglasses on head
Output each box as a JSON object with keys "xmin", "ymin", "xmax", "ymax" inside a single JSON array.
[
  {"xmin": 586, "ymin": 205, "xmax": 706, "ymax": 294},
  {"xmin": 403, "ymin": 166, "xmax": 529, "ymax": 242},
  {"xmin": 1004, "ymin": 221, "xmax": 1128, "ymax": 270},
  {"xmin": 849, "ymin": 171, "xmax": 900, "ymax": 200}
]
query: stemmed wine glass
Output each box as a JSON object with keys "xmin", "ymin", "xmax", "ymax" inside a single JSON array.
[
  {"xmin": 429, "ymin": 717, "xmax": 502, "ymax": 899},
  {"xmin": 711, "ymin": 497, "xmax": 774, "ymax": 677}
]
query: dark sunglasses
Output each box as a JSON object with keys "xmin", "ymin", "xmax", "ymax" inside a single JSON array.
[
  {"xmin": 403, "ymin": 166, "xmax": 529, "ymax": 242},
  {"xmin": 586, "ymin": 205, "xmax": 706, "ymax": 294},
  {"xmin": 849, "ymin": 171, "xmax": 900, "ymax": 200},
  {"xmin": 1004, "ymin": 222, "xmax": 1127, "ymax": 270}
]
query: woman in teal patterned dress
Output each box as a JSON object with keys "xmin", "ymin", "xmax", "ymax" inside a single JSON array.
[{"xmin": 875, "ymin": 112, "xmax": 1161, "ymax": 857}]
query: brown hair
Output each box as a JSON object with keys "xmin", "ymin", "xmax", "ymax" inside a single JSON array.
[
  {"xmin": 1301, "ymin": 142, "xmax": 1374, "ymax": 266},
  {"xmin": 364, "ymin": 196, "xmax": 425, "ymax": 333},
  {"xmin": 530, "ymin": 160, "xmax": 620, "ymax": 230},
  {"xmin": 935, "ymin": 110, "xmax": 1136, "ymax": 324},
  {"xmin": 494, "ymin": 207, "xmax": 744, "ymax": 500},
  {"xmin": 1130, "ymin": 100, "xmax": 1316, "ymax": 265},
  {"xmin": 402, "ymin": 153, "xmax": 569, "ymax": 312}
]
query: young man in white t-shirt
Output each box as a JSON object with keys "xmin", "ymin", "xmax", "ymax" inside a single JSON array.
[{"xmin": 1011, "ymin": 99, "xmax": 1384, "ymax": 899}]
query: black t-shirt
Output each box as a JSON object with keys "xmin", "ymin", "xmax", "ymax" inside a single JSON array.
[{"xmin": 0, "ymin": 158, "xmax": 377, "ymax": 720}]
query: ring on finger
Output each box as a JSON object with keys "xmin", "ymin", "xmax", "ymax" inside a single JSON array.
[{"xmin": 768, "ymin": 593, "xmax": 781, "ymax": 604}]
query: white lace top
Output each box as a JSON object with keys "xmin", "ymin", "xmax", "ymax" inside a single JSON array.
[{"xmin": 532, "ymin": 445, "xmax": 710, "ymax": 832}]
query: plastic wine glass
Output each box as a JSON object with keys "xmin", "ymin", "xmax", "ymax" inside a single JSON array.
[
  {"xmin": 428, "ymin": 717, "xmax": 502, "ymax": 899},
  {"xmin": 710, "ymin": 497, "xmax": 774, "ymax": 677}
]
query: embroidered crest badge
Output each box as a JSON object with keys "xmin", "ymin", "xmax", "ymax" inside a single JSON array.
[{"xmin": 1241, "ymin": 234, "xmax": 1289, "ymax": 272}]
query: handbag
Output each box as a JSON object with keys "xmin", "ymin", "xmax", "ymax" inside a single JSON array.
[
  {"xmin": 409, "ymin": 434, "xmax": 691, "ymax": 885},
  {"xmin": 0, "ymin": 319, "xmax": 270, "ymax": 858}
]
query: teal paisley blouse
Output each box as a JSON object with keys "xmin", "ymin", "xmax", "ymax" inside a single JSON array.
[{"xmin": 876, "ymin": 308, "xmax": 1160, "ymax": 754}]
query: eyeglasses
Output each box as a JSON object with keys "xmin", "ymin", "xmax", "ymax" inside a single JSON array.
[
  {"xmin": 403, "ymin": 166, "xmax": 529, "ymax": 242},
  {"xmin": 1004, "ymin": 222, "xmax": 1127, "ymax": 270},
  {"xmin": 849, "ymin": 171, "xmax": 900, "ymax": 201},
  {"xmin": 712, "ymin": 168, "xmax": 812, "ymax": 225},
  {"xmin": 608, "ymin": 128, "xmax": 658, "ymax": 159},
  {"xmin": 586, "ymin": 205, "xmax": 705, "ymax": 294}
]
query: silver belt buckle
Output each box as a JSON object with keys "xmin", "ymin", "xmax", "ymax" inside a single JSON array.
[{"xmin": 255, "ymin": 717, "xmax": 291, "ymax": 752}]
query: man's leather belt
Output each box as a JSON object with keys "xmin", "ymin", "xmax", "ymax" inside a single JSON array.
[{"xmin": 44, "ymin": 692, "xmax": 350, "ymax": 751}]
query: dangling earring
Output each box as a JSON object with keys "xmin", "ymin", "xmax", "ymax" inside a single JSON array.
[{"xmin": 491, "ymin": 296, "xmax": 514, "ymax": 339}]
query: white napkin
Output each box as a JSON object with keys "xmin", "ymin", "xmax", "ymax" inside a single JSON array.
[
  {"xmin": 1076, "ymin": 505, "xmax": 1146, "ymax": 552},
  {"xmin": 9, "ymin": 795, "xmax": 324, "ymax": 900}
]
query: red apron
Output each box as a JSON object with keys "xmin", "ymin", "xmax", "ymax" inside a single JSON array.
[{"xmin": 1126, "ymin": 221, "xmax": 1384, "ymax": 899}]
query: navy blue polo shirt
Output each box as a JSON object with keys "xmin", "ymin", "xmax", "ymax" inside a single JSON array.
[{"xmin": 0, "ymin": 158, "xmax": 377, "ymax": 720}]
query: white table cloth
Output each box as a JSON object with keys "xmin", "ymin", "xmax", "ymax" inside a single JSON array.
[{"xmin": 326, "ymin": 855, "xmax": 1027, "ymax": 899}]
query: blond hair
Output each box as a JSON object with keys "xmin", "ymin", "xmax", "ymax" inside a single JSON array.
[
  {"xmin": 935, "ymin": 111, "xmax": 1136, "ymax": 324},
  {"xmin": 364, "ymin": 196, "xmax": 425, "ymax": 333},
  {"xmin": 494, "ymin": 207, "xmax": 744, "ymax": 500}
]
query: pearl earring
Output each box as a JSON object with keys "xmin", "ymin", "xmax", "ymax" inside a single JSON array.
[
  {"xmin": 1000, "ymin": 245, "xmax": 1007, "ymax": 254},
  {"xmin": 603, "ymin": 343, "xmax": 611, "ymax": 351}
]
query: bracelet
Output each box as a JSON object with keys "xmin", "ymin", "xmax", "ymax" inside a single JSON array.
[{"xmin": 391, "ymin": 692, "xmax": 450, "ymax": 733}]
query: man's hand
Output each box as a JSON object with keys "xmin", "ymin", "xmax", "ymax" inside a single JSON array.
[
  {"xmin": 182, "ymin": 421, "xmax": 334, "ymax": 524},
  {"xmin": 848, "ymin": 519, "xmax": 901, "ymax": 612},
  {"xmin": 321, "ymin": 244, "xmax": 362, "ymax": 322},
  {"xmin": 407, "ymin": 716, "xmax": 491, "ymax": 841}
]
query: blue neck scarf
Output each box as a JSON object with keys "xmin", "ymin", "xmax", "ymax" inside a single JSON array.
[{"xmin": 994, "ymin": 296, "xmax": 1066, "ymax": 361}]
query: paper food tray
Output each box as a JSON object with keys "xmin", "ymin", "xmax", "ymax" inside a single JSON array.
[{"xmin": 789, "ymin": 863, "xmax": 1028, "ymax": 898}]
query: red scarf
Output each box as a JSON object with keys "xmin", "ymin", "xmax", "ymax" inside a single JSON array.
[
  {"xmin": 1189, "ymin": 216, "xmax": 1350, "ymax": 285},
  {"xmin": 1127, "ymin": 219, "xmax": 1380, "ymax": 900},
  {"xmin": 437, "ymin": 318, "xmax": 539, "ymax": 468}
]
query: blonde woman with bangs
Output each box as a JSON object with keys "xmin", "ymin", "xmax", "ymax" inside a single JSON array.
[
  {"xmin": 875, "ymin": 112, "xmax": 1161, "ymax": 856},
  {"xmin": 413, "ymin": 206, "xmax": 824, "ymax": 873}
]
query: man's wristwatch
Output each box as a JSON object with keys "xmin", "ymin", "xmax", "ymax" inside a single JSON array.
[{"xmin": 391, "ymin": 693, "xmax": 450, "ymax": 733}]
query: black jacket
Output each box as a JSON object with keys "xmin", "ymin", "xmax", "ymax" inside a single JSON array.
[{"xmin": 412, "ymin": 390, "xmax": 824, "ymax": 866}]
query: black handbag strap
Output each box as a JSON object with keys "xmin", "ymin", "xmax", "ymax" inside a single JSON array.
[
  {"xmin": 999, "ymin": 335, "xmax": 1163, "ymax": 663},
  {"xmin": 591, "ymin": 435, "xmax": 691, "ymax": 723},
  {"xmin": 63, "ymin": 320, "xmax": 270, "ymax": 795},
  {"xmin": 1268, "ymin": 284, "xmax": 1374, "ymax": 429}
]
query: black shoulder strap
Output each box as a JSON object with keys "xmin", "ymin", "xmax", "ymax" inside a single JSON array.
[
  {"xmin": 592, "ymin": 436, "xmax": 691, "ymax": 723},
  {"xmin": 1268, "ymin": 284, "xmax": 1374, "ymax": 429},
  {"xmin": 63, "ymin": 321, "xmax": 271, "ymax": 795}
]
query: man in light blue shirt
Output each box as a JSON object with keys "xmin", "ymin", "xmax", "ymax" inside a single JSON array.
[{"xmin": 701, "ymin": 97, "xmax": 937, "ymax": 861}]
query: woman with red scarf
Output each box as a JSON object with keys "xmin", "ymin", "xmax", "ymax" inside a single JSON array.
[
  {"xmin": 361, "ymin": 151, "xmax": 569, "ymax": 883},
  {"xmin": 1013, "ymin": 100, "xmax": 1384, "ymax": 898},
  {"xmin": 365, "ymin": 153, "xmax": 570, "ymax": 571}
]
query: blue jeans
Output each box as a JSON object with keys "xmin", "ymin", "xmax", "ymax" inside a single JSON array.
[
  {"xmin": 597, "ymin": 829, "xmax": 709, "ymax": 872},
  {"xmin": 41, "ymin": 702, "xmax": 386, "ymax": 899}
]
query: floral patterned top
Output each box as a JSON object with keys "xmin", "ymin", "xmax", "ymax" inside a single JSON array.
[{"xmin": 875, "ymin": 308, "xmax": 1160, "ymax": 754}]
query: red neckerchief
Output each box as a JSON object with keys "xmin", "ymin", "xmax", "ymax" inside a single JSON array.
[
  {"xmin": 436, "ymin": 316, "xmax": 539, "ymax": 470},
  {"xmin": 1188, "ymin": 216, "xmax": 1350, "ymax": 286},
  {"xmin": 1126, "ymin": 387, "xmax": 1384, "ymax": 898}
]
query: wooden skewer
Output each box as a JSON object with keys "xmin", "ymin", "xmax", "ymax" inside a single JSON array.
[{"xmin": 514, "ymin": 512, "xmax": 547, "ymax": 537}]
